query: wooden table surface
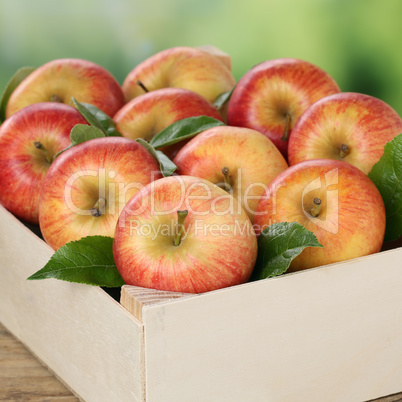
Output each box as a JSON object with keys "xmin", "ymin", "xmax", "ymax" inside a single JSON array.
[
  {"xmin": 0, "ymin": 322, "xmax": 79, "ymax": 401},
  {"xmin": 0, "ymin": 321, "xmax": 401, "ymax": 402}
]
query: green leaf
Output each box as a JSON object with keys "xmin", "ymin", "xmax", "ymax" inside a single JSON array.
[
  {"xmin": 368, "ymin": 133, "xmax": 402, "ymax": 242},
  {"xmin": 149, "ymin": 115, "xmax": 224, "ymax": 149},
  {"xmin": 27, "ymin": 236, "xmax": 125, "ymax": 287},
  {"xmin": 70, "ymin": 124, "xmax": 106, "ymax": 144},
  {"xmin": 251, "ymin": 222, "xmax": 323, "ymax": 281},
  {"xmin": 54, "ymin": 124, "xmax": 106, "ymax": 158},
  {"xmin": 71, "ymin": 97, "xmax": 106, "ymax": 132},
  {"xmin": 0, "ymin": 67, "xmax": 35, "ymax": 122},
  {"xmin": 213, "ymin": 86, "xmax": 235, "ymax": 110},
  {"xmin": 81, "ymin": 103, "xmax": 121, "ymax": 136},
  {"xmin": 71, "ymin": 98, "xmax": 121, "ymax": 136},
  {"xmin": 136, "ymin": 138, "xmax": 177, "ymax": 177}
]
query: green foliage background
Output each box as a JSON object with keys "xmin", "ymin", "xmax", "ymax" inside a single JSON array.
[{"xmin": 0, "ymin": 0, "xmax": 401, "ymax": 114}]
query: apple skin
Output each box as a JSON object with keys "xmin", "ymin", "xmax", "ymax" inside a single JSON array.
[
  {"xmin": 6, "ymin": 58, "xmax": 125, "ymax": 118},
  {"xmin": 173, "ymin": 126, "xmax": 288, "ymax": 222},
  {"xmin": 113, "ymin": 175, "xmax": 258, "ymax": 293},
  {"xmin": 197, "ymin": 45, "xmax": 232, "ymax": 71},
  {"xmin": 0, "ymin": 102, "xmax": 88, "ymax": 224},
  {"xmin": 254, "ymin": 159, "xmax": 386, "ymax": 271},
  {"xmin": 227, "ymin": 58, "xmax": 341, "ymax": 158},
  {"xmin": 114, "ymin": 87, "xmax": 223, "ymax": 159},
  {"xmin": 39, "ymin": 137, "xmax": 162, "ymax": 250},
  {"xmin": 122, "ymin": 47, "xmax": 236, "ymax": 104},
  {"xmin": 287, "ymin": 92, "xmax": 402, "ymax": 174}
]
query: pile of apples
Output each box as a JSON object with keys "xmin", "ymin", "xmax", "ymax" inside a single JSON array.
[{"xmin": 0, "ymin": 46, "xmax": 400, "ymax": 294}]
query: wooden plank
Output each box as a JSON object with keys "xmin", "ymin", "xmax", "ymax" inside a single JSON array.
[
  {"xmin": 0, "ymin": 205, "xmax": 145, "ymax": 402},
  {"xmin": 121, "ymin": 285, "xmax": 193, "ymax": 322},
  {"xmin": 371, "ymin": 394, "xmax": 402, "ymax": 402},
  {"xmin": 0, "ymin": 322, "xmax": 79, "ymax": 401},
  {"xmin": 3, "ymin": 323, "xmax": 402, "ymax": 402},
  {"xmin": 142, "ymin": 248, "xmax": 402, "ymax": 402}
]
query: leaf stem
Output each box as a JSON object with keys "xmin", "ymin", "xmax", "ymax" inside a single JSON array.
[
  {"xmin": 50, "ymin": 94, "xmax": 63, "ymax": 103},
  {"xmin": 33, "ymin": 141, "xmax": 53, "ymax": 163},
  {"xmin": 281, "ymin": 113, "xmax": 291, "ymax": 142},
  {"xmin": 173, "ymin": 210, "xmax": 188, "ymax": 246},
  {"xmin": 136, "ymin": 80, "xmax": 149, "ymax": 93},
  {"xmin": 221, "ymin": 166, "xmax": 232, "ymax": 192},
  {"xmin": 310, "ymin": 197, "xmax": 322, "ymax": 218},
  {"xmin": 340, "ymin": 143, "xmax": 350, "ymax": 158},
  {"xmin": 90, "ymin": 197, "xmax": 107, "ymax": 217}
]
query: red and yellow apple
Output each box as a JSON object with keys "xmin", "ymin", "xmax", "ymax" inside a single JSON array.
[
  {"xmin": 254, "ymin": 159, "xmax": 386, "ymax": 271},
  {"xmin": 0, "ymin": 102, "xmax": 88, "ymax": 224},
  {"xmin": 197, "ymin": 45, "xmax": 232, "ymax": 71},
  {"xmin": 122, "ymin": 47, "xmax": 236, "ymax": 104},
  {"xmin": 113, "ymin": 175, "xmax": 257, "ymax": 293},
  {"xmin": 6, "ymin": 58, "xmax": 125, "ymax": 118},
  {"xmin": 114, "ymin": 87, "xmax": 223, "ymax": 159},
  {"xmin": 173, "ymin": 126, "xmax": 288, "ymax": 221},
  {"xmin": 288, "ymin": 92, "xmax": 402, "ymax": 174},
  {"xmin": 227, "ymin": 58, "xmax": 341, "ymax": 158},
  {"xmin": 39, "ymin": 137, "xmax": 162, "ymax": 250}
]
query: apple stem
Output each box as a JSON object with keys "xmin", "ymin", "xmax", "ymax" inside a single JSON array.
[
  {"xmin": 49, "ymin": 94, "xmax": 63, "ymax": 103},
  {"xmin": 221, "ymin": 167, "xmax": 232, "ymax": 192},
  {"xmin": 136, "ymin": 80, "xmax": 149, "ymax": 93},
  {"xmin": 280, "ymin": 113, "xmax": 292, "ymax": 142},
  {"xmin": 340, "ymin": 144, "xmax": 350, "ymax": 158},
  {"xmin": 90, "ymin": 197, "xmax": 107, "ymax": 217},
  {"xmin": 173, "ymin": 210, "xmax": 188, "ymax": 246},
  {"xmin": 310, "ymin": 197, "xmax": 322, "ymax": 218},
  {"xmin": 33, "ymin": 141, "xmax": 53, "ymax": 164}
]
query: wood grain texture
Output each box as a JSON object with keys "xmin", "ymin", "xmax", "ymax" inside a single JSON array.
[
  {"xmin": 140, "ymin": 248, "xmax": 402, "ymax": 402},
  {"xmin": 0, "ymin": 322, "xmax": 79, "ymax": 401},
  {"xmin": 0, "ymin": 205, "xmax": 145, "ymax": 402},
  {"xmin": 121, "ymin": 285, "xmax": 193, "ymax": 321},
  {"xmin": 371, "ymin": 395, "xmax": 402, "ymax": 402},
  {"xmin": 2, "ymin": 322, "xmax": 402, "ymax": 402}
]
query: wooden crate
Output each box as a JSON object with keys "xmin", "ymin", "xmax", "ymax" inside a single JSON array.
[{"xmin": 1, "ymin": 203, "xmax": 402, "ymax": 401}]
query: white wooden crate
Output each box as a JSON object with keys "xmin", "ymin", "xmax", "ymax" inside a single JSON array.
[{"xmin": 1, "ymin": 203, "xmax": 401, "ymax": 401}]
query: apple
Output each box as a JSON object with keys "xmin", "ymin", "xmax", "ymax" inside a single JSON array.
[
  {"xmin": 227, "ymin": 58, "xmax": 341, "ymax": 158},
  {"xmin": 0, "ymin": 102, "xmax": 88, "ymax": 224},
  {"xmin": 122, "ymin": 46, "xmax": 236, "ymax": 104},
  {"xmin": 113, "ymin": 175, "xmax": 257, "ymax": 293},
  {"xmin": 6, "ymin": 58, "xmax": 125, "ymax": 118},
  {"xmin": 173, "ymin": 126, "xmax": 288, "ymax": 222},
  {"xmin": 197, "ymin": 45, "xmax": 232, "ymax": 71},
  {"xmin": 114, "ymin": 87, "xmax": 223, "ymax": 159},
  {"xmin": 39, "ymin": 137, "xmax": 162, "ymax": 250},
  {"xmin": 287, "ymin": 92, "xmax": 402, "ymax": 174},
  {"xmin": 254, "ymin": 159, "xmax": 386, "ymax": 271}
]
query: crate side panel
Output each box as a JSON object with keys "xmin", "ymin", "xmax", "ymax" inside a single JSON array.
[
  {"xmin": 0, "ymin": 206, "xmax": 145, "ymax": 402},
  {"xmin": 143, "ymin": 249, "xmax": 402, "ymax": 402}
]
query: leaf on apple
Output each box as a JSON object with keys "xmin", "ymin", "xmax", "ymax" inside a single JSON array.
[
  {"xmin": 136, "ymin": 138, "xmax": 177, "ymax": 177},
  {"xmin": 149, "ymin": 115, "xmax": 224, "ymax": 149},
  {"xmin": 0, "ymin": 66, "xmax": 35, "ymax": 122},
  {"xmin": 213, "ymin": 86, "xmax": 235, "ymax": 110},
  {"xmin": 71, "ymin": 97, "xmax": 121, "ymax": 136},
  {"xmin": 27, "ymin": 236, "xmax": 125, "ymax": 287},
  {"xmin": 70, "ymin": 124, "xmax": 106, "ymax": 143},
  {"xmin": 54, "ymin": 124, "xmax": 106, "ymax": 158},
  {"xmin": 251, "ymin": 222, "xmax": 323, "ymax": 280},
  {"xmin": 368, "ymin": 133, "xmax": 402, "ymax": 242}
]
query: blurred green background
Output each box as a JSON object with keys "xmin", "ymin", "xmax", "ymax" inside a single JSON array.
[{"xmin": 0, "ymin": 0, "xmax": 401, "ymax": 114}]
